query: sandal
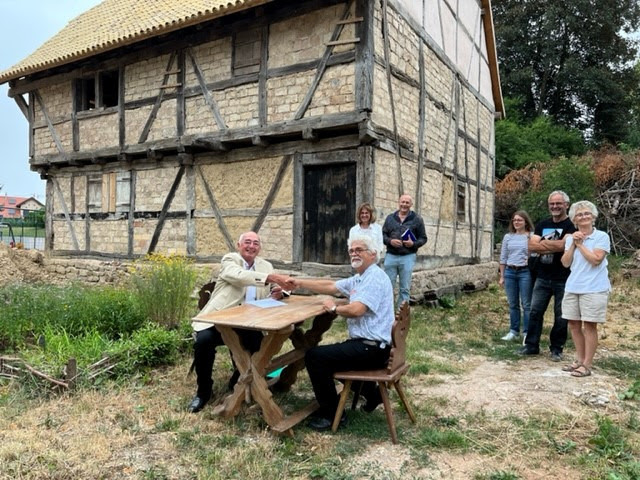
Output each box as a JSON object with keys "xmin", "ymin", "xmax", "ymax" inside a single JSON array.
[
  {"xmin": 571, "ymin": 366, "xmax": 592, "ymax": 378},
  {"xmin": 562, "ymin": 361, "xmax": 582, "ymax": 372}
]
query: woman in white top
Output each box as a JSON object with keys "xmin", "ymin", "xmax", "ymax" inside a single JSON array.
[
  {"xmin": 499, "ymin": 210, "xmax": 534, "ymax": 341},
  {"xmin": 348, "ymin": 203, "xmax": 383, "ymax": 255},
  {"xmin": 560, "ymin": 200, "xmax": 610, "ymax": 378}
]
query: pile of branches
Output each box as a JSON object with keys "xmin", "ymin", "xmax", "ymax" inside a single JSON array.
[
  {"xmin": 0, "ymin": 355, "xmax": 119, "ymax": 391},
  {"xmin": 597, "ymin": 168, "xmax": 640, "ymax": 255}
]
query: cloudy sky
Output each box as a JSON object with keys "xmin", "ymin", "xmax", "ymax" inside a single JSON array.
[{"xmin": 0, "ymin": 0, "xmax": 102, "ymax": 200}]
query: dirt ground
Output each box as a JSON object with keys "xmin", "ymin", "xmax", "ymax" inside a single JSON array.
[
  {"xmin": 1, "ymin": 245, "xmax": 639, "ymax": 479},
  {"xmin": 0, "ymin": 244, "xmax": 48, "ymax": 286}
]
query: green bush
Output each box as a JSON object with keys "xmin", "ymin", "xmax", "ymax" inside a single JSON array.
[
  {"xmin": 495, "ymin": 98, "xmax": 586, "ymax": 177},
  {"xmin": 129, "ymin": 254, "xmax": 198, "ymax": 329},
  {"xmin": 0, "ymin": 284, "xmax": 144, "ymax": 352},
  {"xmin": 519, "ymin": 156, "xmax": 596, "ymax": 223},
  {"xmin": 114, "ymin": 324, "xmax": 183, "ymax": 375}
]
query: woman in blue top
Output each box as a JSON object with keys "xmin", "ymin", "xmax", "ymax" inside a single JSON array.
[
  {"xmin": 499, "ymin": 210, "xmax": 534, "ymax": 341},
  {"xmin": 560, "ymin": 200, "xmax": 610, "ymax": 378}
]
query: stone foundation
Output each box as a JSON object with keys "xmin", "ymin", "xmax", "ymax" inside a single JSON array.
[
  {"xmin": 410, "ymin": 261, "xmax": 498, "ymax": 305},
  {"xmin": 36, "ymin": 255, "xmax": 498, "ymax": 305}
]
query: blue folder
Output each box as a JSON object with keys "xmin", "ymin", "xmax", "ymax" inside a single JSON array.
[{"xmin": 401, "ymin": 229, "xmax": 417, "ymax": 242}]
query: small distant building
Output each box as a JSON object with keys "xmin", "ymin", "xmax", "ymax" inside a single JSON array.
[
  {"xmin": 17, "ymin": 196, "xmax": 45, "ymax": 214},
  {"xmin": 0, "ymin": 195, "xmax": 44, "ymax": 219}
]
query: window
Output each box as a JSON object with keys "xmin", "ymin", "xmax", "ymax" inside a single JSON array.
[
  {"xmin": 8, "ymin": 209, "xmax": 15, "ymax": 216},
  {"xmin": 456, "ymin": 183, "xmax": 466, "ymax": 222},
  {"xmin": 75, "ymin": 77, "xmax": 96, "ymax": 111},
  {"xmin": 88, "ymin": 171, "xmax": 130, "ymax": 213},
  {"xmin": 74, "ymin": 69, "xmax": 119, "ymax": 112},
  {"xmin": 8, "ymin": 197, "xmax": 16, "ymax": 204},
  {"xmin": 233, "ymin": 27, "xmax": 262, "ymax": 76},
  {"xmin": 100, "ymin": 70, "xmax": 119, "ymax": 108}
]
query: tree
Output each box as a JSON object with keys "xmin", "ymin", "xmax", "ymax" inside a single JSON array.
[
  {"xmin": 493, "ymin": 0, "xmax": 640, "ymax": 143},
  {"xmin": 495, "ymin": 98, "xmax": 586, "ymax": 177},
  {"xmin": 520, "ymin": 157, "xmax": 596, "ymax": 222}
]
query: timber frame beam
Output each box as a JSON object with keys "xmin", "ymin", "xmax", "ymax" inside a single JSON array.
[{"xmin": 30, "ymin": 111, "xmax": 368, "ymax": 169}]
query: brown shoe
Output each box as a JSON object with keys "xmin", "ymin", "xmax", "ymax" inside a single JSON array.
[{"xmin": 571, "ymin": 366, "xmax": 592, "ymax": 378}]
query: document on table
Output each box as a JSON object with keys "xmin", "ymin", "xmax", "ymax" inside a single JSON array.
[{"xmin": 245, "ymin": 298, "xmax": 287, "ymax": 308}]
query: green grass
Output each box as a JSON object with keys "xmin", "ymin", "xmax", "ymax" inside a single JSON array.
[
  {"xmin": 598, "ymin": 355, "xmax": 640, "ymax": 379},
  {"xmin": 3, "ymin": 226, "xmax": 45, "ymax": 238},
  {"xmin": 0, "ymin": 258, "xmax": 638, "ymax": 479}
]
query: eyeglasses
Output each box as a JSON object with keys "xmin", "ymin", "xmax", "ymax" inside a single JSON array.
[
  {"xmin": 348, "ymin": 247, "xmax": 370, "ymax": 256},
  {"xmin": 548, "ymin": 202, "xmax": 566, "ymax": 206},
  {"xmin": 574, "ymin": 212, "xmax": 592, "ymax": 218},
  {"xmin": 242, "ymin": 240, "xmax": 261, "ymax": 246}
]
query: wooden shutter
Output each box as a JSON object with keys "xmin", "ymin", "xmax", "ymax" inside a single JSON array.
[
  {"xmin": 115, "ymin": 171, "xmax": 131, "ymax": 213},
  {"xmin": 233, "ymin": 28, "xmax": 262, "ymax": 76},
  {"xmin": 87, "ymin": 174, "xmax": 102, "ymax": 213}
]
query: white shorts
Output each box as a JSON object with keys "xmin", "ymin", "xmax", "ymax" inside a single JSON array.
[{"xmin": 562, "ymin": 291, "xmax": 609, "ymax": 323}]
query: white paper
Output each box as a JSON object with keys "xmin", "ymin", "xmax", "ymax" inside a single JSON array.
[{"xmin": 245, "ymin": 298, "xmax": 287, "ymax": 308}]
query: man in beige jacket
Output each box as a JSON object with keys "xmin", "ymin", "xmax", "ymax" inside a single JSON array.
[{"xmin": 188, "ymin": 231, "xmax": 288, "ymax": 413}]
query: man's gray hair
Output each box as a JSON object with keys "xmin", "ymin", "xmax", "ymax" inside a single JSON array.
[
  {"xmin": 238, "ymin": 231, "xmax": 261, "ymax": 244},
  {"xmin": 548, "ymin": 190, "xmax": 570, "ymax": 203},
  {"xmin": 568, "ymin": 200, "xmax": 598, "ymax": 223},
  {"xmin": 348, "ymin": 235, "xmax": 379, "ymax": 262}
]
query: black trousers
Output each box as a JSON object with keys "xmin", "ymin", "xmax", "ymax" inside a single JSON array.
[
  {"xmin": 524, "ymin": 277, "xmax": 568, "ymax": 354},
  {"xmin": 193, "ymin": 326, "xmax": 263, "ymax": 398},
  {"xmin": 305, "ymin": 338, "xmax": 390, "ymax": 419}
]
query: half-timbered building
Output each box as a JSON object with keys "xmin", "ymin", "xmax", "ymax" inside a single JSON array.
[{"xmin": 0, "ymin": 0, "xmax": 503, "ymax": 299}]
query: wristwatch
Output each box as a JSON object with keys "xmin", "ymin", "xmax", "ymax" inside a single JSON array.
[{"xmin": 330, "ymin": 305, "xmax": 337, "ymax": 314}]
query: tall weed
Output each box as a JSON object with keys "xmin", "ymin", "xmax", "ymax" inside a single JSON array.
[
  {"xmin": 129, "ymin": 254, "xmax": 197, "ymax": 329},
  {"xmin": 0, "ymin": 284, "xmax": 144, "ymax": 351}
]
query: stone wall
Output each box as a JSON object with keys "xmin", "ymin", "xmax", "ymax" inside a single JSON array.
[
  {"xmin": 411, "ymin": 261, "xmax": 498, "ymax": 304},
  {"xmin": 195, "ymin": 155, "xmax": 294, "ymax": 258},
  {"xmin": 269, "ymin": 4, "xmax": 354, "ymax": 68},
  {"xmin": 124, "ymin": 54, "xmax": 173, "ymax": 102},
  {"xmin": 36, "ymin": 255, "xmax": 497, "ymax": 306},
  {"xmin": 186, "ymin": 38, "xmax": 231, "ymax": 86},
  {"xmin": 78, "ymin": 113, "xmax": 119, "ymax": 151}
]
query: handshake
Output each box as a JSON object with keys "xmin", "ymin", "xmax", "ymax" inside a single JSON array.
[{"xmin": 266, "ymin": 274, "xmax": 299, "ymax": 299}]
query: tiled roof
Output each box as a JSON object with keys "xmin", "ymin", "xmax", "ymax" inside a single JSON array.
[
  {"xmin": 0, "ymin": 0, "xmax": 271, "ymax": 84},
  {"xmin": 0, "ymin": 196, "xmax": 28, "ymax": 207}
]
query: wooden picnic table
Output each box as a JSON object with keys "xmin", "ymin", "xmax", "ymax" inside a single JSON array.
[{"xmin": 192, "ymin": 294, "xmax": 344, "ymax": 435}]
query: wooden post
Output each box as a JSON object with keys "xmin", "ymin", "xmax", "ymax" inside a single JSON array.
[
  {"xmin": 127, "ymin": 169, "xmax": 137, "ymax": 257},
  {"xmin": 176, "ymin": 50, "xmax": 186, "ymax": 136},
  {"xmin": 355, "ymin": 0, "xmax": 374, "ymax": 113},
  {"xmin": 118, "ymin": 65, "xmax": 126, "ymax": 149},
  {"xmin": 66, "ymin": 358, "xmax": 77, "ymax": 389}
]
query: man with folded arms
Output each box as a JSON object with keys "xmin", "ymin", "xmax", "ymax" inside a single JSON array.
[
  {"xmin": 518, "ymin": 191, "xmax": 576, "ymax": 361},
  {"xmin": 286, "ymin": 235, "xmax": 394, "ymax": 431},
  {"xmin": 188, "ymin": 231, "xmax": 290, "ymax": 413}
]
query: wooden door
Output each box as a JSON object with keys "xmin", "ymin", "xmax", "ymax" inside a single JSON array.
[{"xmin": 303, "ymin": 163, "xmax": 356, "ymax": 264}]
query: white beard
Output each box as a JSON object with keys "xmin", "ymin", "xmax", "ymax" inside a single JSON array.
[{"xmin": 351, "ymin": 258, "xmax": 363, "ymax": 269}]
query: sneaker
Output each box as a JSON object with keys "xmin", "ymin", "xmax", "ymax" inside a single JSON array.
[
  {"xmin": 501, "ymin": 332, "xmax": 519, "ymax": 341},
  {"xmin": 550, "ymin": 352, "xmax": 563, "ymax": 362}
]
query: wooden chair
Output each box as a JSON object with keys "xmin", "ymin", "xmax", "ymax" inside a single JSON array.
[
  {"xmin": 331, "ymin": 302, "xmax": 416, "ymax": 443},
  {"xmin": 197, "ymin": 281, "xmax": 217, "ymax": 310}
]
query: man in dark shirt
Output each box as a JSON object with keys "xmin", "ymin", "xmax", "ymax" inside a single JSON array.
[
  {"xmin": 382, "ymin": 194, "xmax": 427, "ymax": 305},
  {"xmin": 518, "ymin": 191, "xmax": 576, "ymax": 361}
]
